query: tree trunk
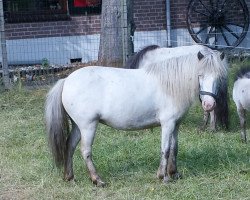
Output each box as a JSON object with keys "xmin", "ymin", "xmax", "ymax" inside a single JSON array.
[
  {"xmin": 98, "ymin": 0, "xmax": 134, "ymax": 67},
  {"xmin": 98, "ymin": 0, "xmax": 122, "ymax": 66}
]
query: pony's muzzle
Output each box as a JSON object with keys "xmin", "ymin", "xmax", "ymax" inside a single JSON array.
[{"xmin": 202, "ymin": 96, "xmax": 216, "ymax": 112}]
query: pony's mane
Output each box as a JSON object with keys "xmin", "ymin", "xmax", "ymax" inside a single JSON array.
[
  {"xmin": 144, "ymin": 46, "xmax": 228, "ymax": 109},
  {"xmin": 235, "ymin": 65, "xmax": 250, "ymax": 81},
  {"xmin": 124, "ymin": 45, "xmax": 160, "ymax": 69}
]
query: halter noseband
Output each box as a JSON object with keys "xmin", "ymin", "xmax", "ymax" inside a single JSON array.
[
  {"xmin": 198, "ymin": 75, "xmax": 218, "ymax": 102},
  {"xmin": 199, "ymin": 90, "xmax": 218, "ymax": 102}
]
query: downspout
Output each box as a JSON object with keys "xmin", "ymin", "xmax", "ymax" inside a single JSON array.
[{"xmin": 166, "ymin": 0, "xmax": 172, "ymax": 47}]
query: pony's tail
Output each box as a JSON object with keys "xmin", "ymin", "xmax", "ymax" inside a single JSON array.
[
  {"xmin": 216, "ymin": 78, "xmax": 229, "ymax": 129},
  {"xmin": 45, "ymin": 79, "xmax": 69, "ymax": 168}
]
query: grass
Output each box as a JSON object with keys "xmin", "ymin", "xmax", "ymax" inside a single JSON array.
[{"xmin": 0, "ymin": 61, "xmax": 250, "ymax": 200}]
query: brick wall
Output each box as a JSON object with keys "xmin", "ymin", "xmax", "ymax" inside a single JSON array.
[
  {"xmin": 170, "ymin": 0, "xmax": 188, "ymax": 29},
  {"xmin": 4, "ymin": 0, "xmax": 250, "ymax": 40},
  {"xmin": 5, "ymin": 15, "xmax": 101, "ymax": 40},
  {"xmin": 5, "ymin": 0, "xmax": 168, "ymax": 40},
  {"xmin": 133, "ymin": 0, "xmax": 166, "ymax": 31}
]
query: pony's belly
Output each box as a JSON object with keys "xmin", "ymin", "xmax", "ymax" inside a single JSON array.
[{"xmin": 100, "ymin": 113, "xmax": 160, "ymax": 130}]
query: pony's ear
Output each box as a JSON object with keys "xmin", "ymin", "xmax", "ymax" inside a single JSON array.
[
  {"xmin": 220, "ymin": 52, "xmax": 225, "ymax": 60},
  {"xmin": 198, "ymin": 51, "xmax": 204, "ymax": 60}
]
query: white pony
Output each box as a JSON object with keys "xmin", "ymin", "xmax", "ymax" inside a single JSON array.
[
  {"xmin": 233, "ymin": 66, "xmax": 250, "ymax": 143},
  {"xmin": 45, "ymin": 45, "xmax": 228, "ymax": 186}
]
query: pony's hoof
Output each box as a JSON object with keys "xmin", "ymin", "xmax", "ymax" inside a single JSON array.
[
  {"xmin": 93, "ymin": 178, "xmax": 106, "ymax": 187},
  {"xmin": 198, "ymin": 127, "xmax": 205, "ymax": 132},
  {"xmin": 64, "ymin": 174, "xmax": 74, "ymax": 181},
  {"xmin": 241, "ymin": 138, "xmax": 247, "ymax": 143},
  {"xmin": 172, "ymin": 172, "xmax": 182, "ymax": 180},
  {"xmin": 162, "ymin": 176, "xmax": 170, "ymax": 184},
  {"xmin": 161, "ymin": 172, "xmax": 182, "ymax": 184},
  {"xmin": 209, "ymin": 128, "xmax": 216, "ymax": 132},
  {"xmin": 157, "ymin": 171, "xmax": 164, "ymax": 180},
  {"xmin": 97, "ymin": 180, "xmax": 106, "ymax": 187},
  {"xmin": 241, "ymin": 134, "xmax": 247, "ymax": 143}
]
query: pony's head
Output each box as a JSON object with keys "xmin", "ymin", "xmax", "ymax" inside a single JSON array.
[
  {"xmin": 142, "ymin": 45, "xmax": 228, "ymax": 110},
  {"xmin": 198, "ymin": 74, "xmax": 218, "ymax": 111},
  {"xmin": 197, "ymin": 49, "xmax": 227, "ymax": 112}
]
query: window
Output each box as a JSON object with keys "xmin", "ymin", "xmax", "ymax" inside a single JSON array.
[
  {"xmin": 4, "ymin": 0, "xmax": 102, "ymax": 23},
  {"xmin": 4, "ymin": 0, "xmax": 69, "ymax": 23}
]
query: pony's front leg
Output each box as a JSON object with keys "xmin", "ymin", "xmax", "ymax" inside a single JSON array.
[
  {"xmin": 79, "ymin": 122, "xmax": 106, "ymax": 187},
  {"xmin": 64, "ymin": 123, "xmax": 81, "ymax": 181},
  {"xmin": 167, "ymin": 124, "xmax": 182, "ymax": 180},
  {"xmin": 157, "ymin": 120, "xmax": 176, "ymax": 183},
  {"xmin": 209, "ymin": 110, "xmax": 216, "ymax": 131},
  {"xmin": 200, "ymin": 111, "xmax": 209, "ymax": 131}
]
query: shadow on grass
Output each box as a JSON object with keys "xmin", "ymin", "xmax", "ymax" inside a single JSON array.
[{"xmin": 178, "ymin": 142, "xmax": 249, "ymax": 176}]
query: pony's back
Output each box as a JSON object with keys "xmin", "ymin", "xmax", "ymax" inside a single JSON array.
[
  {"xmin": 125, "ymin": 45, "xmax": 218, "ymax": 69},
  {"xmin": 233, "ymin": 66, "xmax": 250, "ymax": 111},
  {"xmin": 234, "ymin": 66, "xmax": 250, "ymax": 81}
]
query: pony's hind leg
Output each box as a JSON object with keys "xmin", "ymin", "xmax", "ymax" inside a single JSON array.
[
  {"xmin": 64, "ymin": 123, "xmax": 81, "ymax": 181},
  {"xmin": 79, "ymin": 121, "xmax": 105, "ymax": 187},
  {"xmin": 237, "ymin": 106, "xmax": 247, "ymax": 143}
]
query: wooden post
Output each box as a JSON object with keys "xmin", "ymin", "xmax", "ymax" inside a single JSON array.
[
  {"xmin": 127, "ymin": 0, "xmax": 135, "ymax": 58},
  {"xmin": 122, "ymin": 0, "xmax": 127, "ymax": 65},
  {"xmin": 0, "ymin": 0, "xmax": 10, "ymax": 89}
]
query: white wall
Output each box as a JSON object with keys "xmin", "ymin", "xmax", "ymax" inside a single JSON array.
[
  {"xmin": 2, "ymin": 28, "xmax": 250, "ymax": 65},
  {"xmin": 6, "ymin": 34, "xmax": 100, "ymax": 65}
]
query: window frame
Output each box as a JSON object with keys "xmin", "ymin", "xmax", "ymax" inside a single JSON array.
[{"xmin": 4, "ymin": 0, "xmax": 102, "ymax": 23}]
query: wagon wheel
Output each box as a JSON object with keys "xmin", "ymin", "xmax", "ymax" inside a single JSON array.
[{"xmin": 187, "ymin": 0, "xmax": 249, "ymax": 49}]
